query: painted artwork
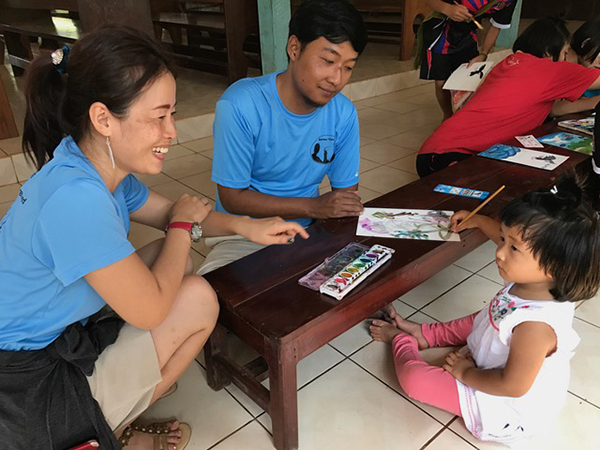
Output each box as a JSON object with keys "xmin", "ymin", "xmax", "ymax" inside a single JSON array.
[
  {"xmin": 356, "ymin": 208, "xmax": 460, "ymax": 242},
  {"xmin": 557, "ymin": 117, "xmax": 594, "ymax": 136},
  {"xmin": 538, "ymin": 132, "xmax": 594, "ymax": 156},
  {"xmin": 478, "ymin": 144, "xmax": 569, "ymax": 171},
  {"xmin": 443, "ymin": 62, "xmax": 494, "ymax": 92}
]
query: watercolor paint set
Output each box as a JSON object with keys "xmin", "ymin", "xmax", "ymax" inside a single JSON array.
[
  {"xmin": 318, "ymin": 244, "xmax": 395, "ymax": 300},
  {"xmin": 298, "ymin": 242, "xmax": 370, "ymax": 291}
]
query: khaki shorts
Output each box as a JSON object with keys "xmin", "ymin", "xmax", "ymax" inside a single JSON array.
[
  {"xmin": 197, "ymin": 235, "xmax": 265, "ymax": 276},
  {"xmin": 87, "ymin": 324, "xmax": 162, "ymax": 431}
]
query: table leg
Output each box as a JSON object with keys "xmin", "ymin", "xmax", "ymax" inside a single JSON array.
[
  {"xmin": 204, "ymin": 323, "xmax": 231, "ymax": 391},
  {"xmin": 266, "ymin": 340, "xmax": 299, "ymax": 450}
]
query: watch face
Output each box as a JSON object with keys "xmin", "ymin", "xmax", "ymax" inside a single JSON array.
[{"xmin": 190, "ymin": 222, "xmax": 203, "ymax": 242}]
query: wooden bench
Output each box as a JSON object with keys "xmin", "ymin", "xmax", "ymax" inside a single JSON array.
[
  {"xmin": 153, "ymin": 0, "xmax": 260, "ymax": 84},
  {"xmin": 202, "ymin": 120, "xmax": 589, "ymax": 450},
  {"xmin": 0, "ymin": 0, "xmax": 81, "ymax": 76}
]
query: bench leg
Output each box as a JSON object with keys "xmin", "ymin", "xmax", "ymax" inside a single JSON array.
[
  {"xmin": 4, "ymin": 32, "xmax": 32, "ymax": 77},
  {"xmin": 204, "ymin": 323, "xmax": 232, "ymax": 391},
  {"xmin": 266, "ymin": 340, "xmax": 299, "ymax": 450}
]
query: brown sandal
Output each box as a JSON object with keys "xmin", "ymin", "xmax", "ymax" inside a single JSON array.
[{"xmin": 120, "ymin": 421, "xmax": 191, "ymax": 450}]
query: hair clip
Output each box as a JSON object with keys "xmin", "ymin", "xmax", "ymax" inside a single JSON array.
[
  {"xmin": 550, "ymin": 186, "xmax": 558, "ymax": 194},
  {"xmin": 50, "ymin": 45, "xmax": 70, "ymax": 74}
]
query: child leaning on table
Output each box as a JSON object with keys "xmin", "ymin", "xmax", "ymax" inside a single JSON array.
[{"xmin": 370, "ymin": 175, "xmax": 600, "ymax": 444}]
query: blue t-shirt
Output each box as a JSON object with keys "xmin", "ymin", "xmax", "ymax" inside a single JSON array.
[
  {"xmin": 211, "ymin": 71, "xmax": 360, "ymax": 227},
  {"xmin": 0, "ymin": 136, "xmax": 149, "ymax": 350}
]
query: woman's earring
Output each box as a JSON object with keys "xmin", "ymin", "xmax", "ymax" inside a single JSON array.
[{"xmin": 105, "ymin": 136, "xmax": 115, "ymax": 169}]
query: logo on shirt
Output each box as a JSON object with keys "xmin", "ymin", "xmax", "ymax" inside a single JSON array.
[{"xmin": 311, "ymin": 135, "xmax": 336, "ymax": 164}]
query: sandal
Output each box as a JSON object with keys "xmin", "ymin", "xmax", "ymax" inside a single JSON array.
[{"xmin": 120, "ymin": 421, "xmax": 191, "ymax": 450}]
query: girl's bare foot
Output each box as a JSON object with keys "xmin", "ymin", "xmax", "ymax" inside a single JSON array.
[
  {"xmin": 123, "ymin": 421, "xmax": 182, "ymax": 450},
  {"xmin": 383, "ymin": 305, "xmax": 429, "ymax": 350},
  {"xmin": 369, "ymin": 319, "xmax": 403, "ymax": 343}
]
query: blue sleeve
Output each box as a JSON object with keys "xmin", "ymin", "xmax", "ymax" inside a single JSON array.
[
  {"xmin": 211, "ymin": 99, "xmax": 255, "ymax": 189},
  {"xmin": 32, "ymin": 179, "xmax": 135, "ymax": 286},
  {"xmin": 121, "ymin": 174, "xmax": 149, "ymax": 213},
  {"xmin": 328, "ymin": 106, "xmax": 360, "ymax": 188}
]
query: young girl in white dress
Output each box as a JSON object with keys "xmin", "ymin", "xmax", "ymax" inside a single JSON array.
[{"xmin": 370, "ymin": 175, "xmax": 600, "ymax": 444}]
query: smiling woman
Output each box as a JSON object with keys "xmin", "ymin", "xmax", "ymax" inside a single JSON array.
[{"xmin": 0, "ymin": 25, "xmax": 308, "ymax": 450}]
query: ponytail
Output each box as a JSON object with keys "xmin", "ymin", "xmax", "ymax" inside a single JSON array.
[{"xmin": 22, "ymin": 53, "xmax": 67, "ymax": 171}]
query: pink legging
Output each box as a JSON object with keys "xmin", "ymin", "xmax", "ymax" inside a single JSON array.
[{"xmin": 391, "ymin": 312, "xmax": 478, "ymax": 416}]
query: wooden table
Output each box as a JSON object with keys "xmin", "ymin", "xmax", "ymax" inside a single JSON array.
[{"xmin": 202, "ymin": 122, "xmax": 591, "ymax": 450}]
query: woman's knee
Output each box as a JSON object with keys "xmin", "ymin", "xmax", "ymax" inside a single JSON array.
[{"xmin": 175, "ymin": 275, "xmax": 219, "ymax": 330}]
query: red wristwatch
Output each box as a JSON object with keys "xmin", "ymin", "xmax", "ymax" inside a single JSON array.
[{"xmin": 165, "ymin": 221, "xmax": 203, "ymax": 242}]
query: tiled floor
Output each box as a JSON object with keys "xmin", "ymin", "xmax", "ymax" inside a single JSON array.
[{"xmin": 2, "ymin": 72, "xmax": 599, "ymax": 449}]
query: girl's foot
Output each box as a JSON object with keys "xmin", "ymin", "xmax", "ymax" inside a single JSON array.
[
  {"xmin": 383, "ymin": 305, "xmax": 429, "ymax": 350},
  {"xmin": 122, "ymin": 421, "xmax": 185, "ymax": 450},
  {"xmin": 369, "ymin": 319, "xmax": 403, "ymax": 343}
]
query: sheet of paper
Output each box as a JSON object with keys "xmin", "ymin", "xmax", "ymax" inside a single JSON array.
[
  {"xmin": 515, "ymin": 135, "xmax": 544, "ymax": 148},
  {"xmin": 356, "ymin": 208, "xmax": 460, "ymax": 242},
  {"xmin": 557, "ymin": 117, "xmax": 594, "ymax": 136},
  {"xmin": 443, "ymin": 62, "xmax": 494, "ymax": 92},
  {"xmin": 478, "ymin": 144, "xmax": 569, "ymax": 171},
  {"xmin": 538, "ymin": 132, "xmax": 593, "ymax": 156}
]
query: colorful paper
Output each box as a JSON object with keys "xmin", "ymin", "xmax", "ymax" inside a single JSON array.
[
  {"xmin": 478, "ymin": 144, "xmax": 569, "ymax": 171},
  {"xmin": 356, "ymin": 208, "xmax": 460, "ymax": 242},
  {"xmin": 557, "ymin": 117, "xmax": 594, "ymax": 136},
  {"xmin": 538, "ymin": 132, "xmax": 593, "ymax": 156}
]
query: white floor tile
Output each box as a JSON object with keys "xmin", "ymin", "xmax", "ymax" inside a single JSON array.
[
  {"xmin": 476, "ymin": 261, "xmax": 504, "ymax": 285},
  {"xmin": 453, "ymin": 240, "xmax": 497, "ymax": 273},
  {"xmin": 574, "ymin": 290, "xmax": 600, "ymax": 328},
  {"xmin": 259, "ymin": 360, "xmax": 445, "ymax": 449},
  {"xmin": 426, "ymin": 429, "xmax": 476, "ymax": 450},
  {"xmin": 421, "ymin": 275, "xmax": 501, "ymax": 323},
  {"xmin": 570, "ymin": 318, "xmax": 600, "ymax": 406},
  {"xmin": 140, "ymin": 362, "xmax": 253, "ymax": 450},
  {"xmin": 400, "ymin": 264, "xmax": 472, "ymax": 310},
  {"xmin": 210, "ymin": 421, "xmax": 274, "ymax": 450}
]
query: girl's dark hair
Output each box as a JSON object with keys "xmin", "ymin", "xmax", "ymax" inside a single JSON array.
[
  {"xmin": 500, "ymin": 174, "xmax": 600, "ymax": 302},
  {"xmin": 23, "ymin": 25, "xmax": 176, "ymax": 170},
  {"xmin": 513, "ymin": 17, "xmax": 570, "ymax": 62},
  {"xmin": 572, "ymin": 17, "xmax": 600, "ymax": 65},
  {"xmin": 289, "ymin": 0, "xmax": 368, "ymax": 55}
]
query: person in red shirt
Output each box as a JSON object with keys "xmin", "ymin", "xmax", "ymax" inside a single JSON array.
[{"xmin": 417, "ymin": 17, "xmax": 600, "ymax": 178}]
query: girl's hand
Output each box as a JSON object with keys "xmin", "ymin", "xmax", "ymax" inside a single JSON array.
[
  {"xmin": 467, "ymin": 53, "xmax": 487, "ymax": 68},
  {"xmin": 443, "ymin": 350, "xmax": 476, "ymax": 382},
  {"xmin": 237, "ymin": 216, "xmax": 310, "ymax": 246},
  {"xmin": 451, "ymin": 210, "xmax": 478, "ymax": 232},
  {"xmin": 445, "ymin": 4, "xmax": 473, "ymax": 22},
  {"xmin": 169, "ymin": 194, "xmax": 212, "ymax": 224}
]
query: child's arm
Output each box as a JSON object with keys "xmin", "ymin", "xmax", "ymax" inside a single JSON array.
[
  {"xmin": 550, "ymin": 96, "xmax": 600, "ymax": 117},
  {"xmin": 425, "ymin": 0, "xmax": 473, "ymax": 22},
  {"xmin": 450, "ymin": 211, "xmax": 502, "ymax": 244},
  {"xmin": 443, "ymin": 321, "xmax": 557, "ymax": 397}
]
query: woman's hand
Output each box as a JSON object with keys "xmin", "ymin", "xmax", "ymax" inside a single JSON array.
[
  {"xmin": 169, "ymin": 194, "xmax": 212, "ymax": 224},
  {"xmin": 236, "ymin": 216, "xmax": 310, "ymax": 246},
  {"xmin": 450, "ymin": 210, "xmax": 479, "ymax": 232},
  {"xmin": 443, "ymin": 350, "xmax": 476, "ymax": 382}
]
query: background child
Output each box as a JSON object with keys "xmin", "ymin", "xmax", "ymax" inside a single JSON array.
[
  {"xmin": 419, "ymin": 0, "xmax": 518, "ymax": 120},
  {"xmin": 370, "ymin": 175, "xmax": 600, "ymax": 444}
]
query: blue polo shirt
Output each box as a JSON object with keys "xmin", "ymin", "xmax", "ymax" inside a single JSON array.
[
  {"xmin": 212, "ymin": 71, "xmax": 360, "ymax": 227},
  {"xmin": 0, "ymin": 136, "xmax": 149, "ymax": 350}
]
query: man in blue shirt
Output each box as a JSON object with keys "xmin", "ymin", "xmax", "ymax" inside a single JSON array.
[{"xmin": 200, "ymin": 0, "xmax": 368, "ymax": 274}]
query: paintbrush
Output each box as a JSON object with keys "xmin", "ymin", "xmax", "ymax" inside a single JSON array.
[
  {"xmin": 459, "ymin": 185, "xmax": 506, "ymax": 227},
  {"xmin": 454, "ymin": 1, "xmax": 484, "ymax": 30}
]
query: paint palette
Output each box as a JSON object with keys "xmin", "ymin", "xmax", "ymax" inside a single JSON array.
[
  {"xmin": 319, "ymin": 244, "xmax": 394, "ymax": 300},
  {"xmin": 298, "ymin": 242, "xmax": 370, "ymax": 291}
]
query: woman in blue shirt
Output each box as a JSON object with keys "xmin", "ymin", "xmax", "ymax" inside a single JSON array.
[{"xmin": 0, "ymin": 26, "xmax": 307, "ymax": 449}]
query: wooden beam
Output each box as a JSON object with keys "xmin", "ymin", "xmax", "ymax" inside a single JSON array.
[
  {"xmin": 0, "ymin": 76, "xmax": 18, "ymax": 139},
  {"xmin": 76, "ymin": 0, "xmax": 154, "ymax": 36},
  {"xmin": 257, "ymin": 0, "xmax": 290, "ymax": 74}
]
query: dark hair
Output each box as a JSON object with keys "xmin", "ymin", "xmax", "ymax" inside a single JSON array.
[
  {"xmin": 289, "ymin": 0, "xmax": 368, "ymax": 55},
  {"xmin": 513, "ymin": 17, "xmax": 570, "ymax": 62},
  {"xmin": 23, "ymin": 25, "xmax": 176, "ymax": 170},
  {"xmin": 572, "ymin": 17, "xmax": 600, "ymax": 65},
  {"xmin": 499, "ymin": 174, "xmax": 600, "ymax": 302}
]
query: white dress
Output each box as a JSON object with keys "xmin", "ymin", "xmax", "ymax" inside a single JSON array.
[{"xmin": 456, "ymin": 283, "xmax": 579, "ymax": 445}]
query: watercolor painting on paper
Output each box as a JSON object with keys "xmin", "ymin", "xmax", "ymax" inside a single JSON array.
[
  {"xmin": 356, "ymin": 208, "xmax": 460, "ymax": 242},
  {"xmin": 538, "ymin": 132, "xmax": 593, "ymax": 155},
  {"xmin": 478, "ymin": 144, "xmax": 569, "ymax": 170}
]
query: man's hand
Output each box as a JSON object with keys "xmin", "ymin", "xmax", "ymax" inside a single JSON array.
[
  {"xmin": 236, "ymin": 216, "xmax": 310, "ymax": 246},
  {"xmin": 443, "ymin": 350, "xmax": 476, "ymax": 382},
  {"xmin": 310, "ymin": 190, "xmax": 363, "ymax": 219}
]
